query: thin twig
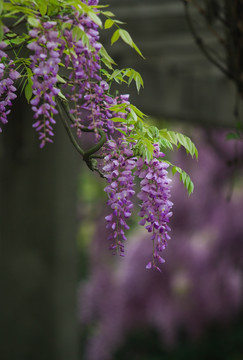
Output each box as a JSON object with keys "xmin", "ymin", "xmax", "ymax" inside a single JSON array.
[
  {"xmin": 183, "ymin": 0, "xmax": 231, "ymax": 78},
  {"xmin": 60, "ymin": 99, "xmax": 107, "ymax": 158},
  {"xmin": 56, "ymin": 97, "xmax": 107, "ymax": 178}
]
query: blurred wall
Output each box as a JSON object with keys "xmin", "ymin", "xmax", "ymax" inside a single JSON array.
[
  {"xmin": 0, "ymin": 95, "xmax": 80, "ymax": 360},
  {"xmin": 102, "ymin": 0, "xmax": 236, "ymax": 127}
]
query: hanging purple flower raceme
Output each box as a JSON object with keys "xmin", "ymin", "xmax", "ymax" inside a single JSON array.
[
  {"xmin": 60, "ymin": 7, "xmax": 104, "ymax": 135},
  {"xmin": 0, "ymin": 41, "xmax": 20, "ymax": 133},
  {"xmin": 27, "ymin": 21, "xmax": 65, "ymax": 148},
  {"xmin": 135, "ymin": 144, "xmax": 173, "ymax": 271},
  {"xmin": 103, "ymin": 139, "xmax": 136, "ymax": 256},
  {"xmin": 60, "ymin": 0, "xmax": 127, "ymax": 137}
]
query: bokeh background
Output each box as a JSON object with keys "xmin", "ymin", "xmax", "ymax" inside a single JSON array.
[{"xmin": 1, "ymin": 1, "xmax": 243, "ymax": 360}]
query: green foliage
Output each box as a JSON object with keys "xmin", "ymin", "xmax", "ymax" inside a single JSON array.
[
  {"xmin": 103, "ymin": 68, "xmax": 144, "ymax": 93},
  {"xmin": 110, "ymin": 28, "xmax": 144, "ymax": 58},
  {"xmin": 166, "ymin": 161, "xmax": 194, "ymax": 195}
]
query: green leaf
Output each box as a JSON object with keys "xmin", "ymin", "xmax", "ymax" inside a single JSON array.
[
  {"xmin": 58, "ymin": 91, "xmax": 67, "ymax": 101},
  {"xmin": 113, "ymin": 19, "xmax": 126, "ymax": 25},
  {"xmin": 177, "ymin": 133, "xmax": 198, "ymax": 159},
  {"xmin": 110, "ymin": 117, "xmax": 126, "ymax": 122},
  {"xmin": 116, "ymin": 128, "xmax": 127, "ymax": 136},
  {"xmin": 147, "ymin": 125, "xmax": 159, "ymax": 138},
  {"xmin": 165, "ymin": 131, "xmax": 178, "ymax": 146},
  {"xmin": 165, "ymin": 161, "xmax": 194, "ymax": 195},
  {"xmin": 72, "ymin": 26, "xmax": 83, "ymax": 41},
  {"xmin": 111, "ymin": 29, "xmax": 120, "ymax": 45},
  {"xmin": 132, "ymin": 42, "xmax": 145, "ymax": 59},
  {"xmin": 88, "ymin": 11, "xmax": 103, "ymax": 28},
  {"xmin": 128, "ymin": 71, "xmax": 135, "ymax": 86},
  {"xmin": 130, "ymin": 104, "xmax": 147, "ymax": 118},
  {"xmin": 56, "ymin": 74, "xmax": 66, "ymax": 84},
  {"xmin": 0, "ymin": 0, "xmax": 3, "ymax": 15},
  {"xmin": 3, "ymin": 3, "xmax": 35, "ymax": 16},
  {"xmin": 101, "ymin": 10, "xmax": 115, "ymax": 17},
  {"xmin": 99, "ymin": 45, "xmax": 116, "ymax": 65},
  {"xmin": 61, "ymin": 22, "xmax": 72, "ymax": 30},
  {"xmin": 25, "ymin": 81, "xmax": 33, "ymax": 103},
  {"xmin": 12, "ymin": 15, "xmax": 26, "ymax": 28},
  {"xmin": 9, "ymin": 36, "xmax": 26, "ymax": 45},
  {"xmin": 130, "ymin": 108, "xmax": 138, "ymax": 122},
  {"xmin": 39, "ymin": 2, "xmax": 47, "ymax": 16},
  {"xmin": 104, "ymin": 19, "xmax": 114, "ymax": 29},
  {"xmin": 135, "ymin": 72, "xmax": 144, "ymax": 93},
  {"xmin": 101, "ymin": 57, "xmax": 113, "ymax": 70},
  {"xmin": 27, "ymin": 17, "xmax": 40, "ymax": 28},
  {"xmin": 119, "ymin": 28, "xmax": 133, "ymax": 46},
  {"xmin": 109, "ymin": 103, "xmax": 127, "ymax": 112},
  {"xmin": 72, "ymin": 26, "xmax": 92, "ymax": 50},
  {"xmin": 159, "ymin": 138, "xmax": 173, "ymax": 150},
  {"xmin": 135, "ymin": 119, "xmax": 144, "ymax": 131},
  {"xmin": 0, "ymin": 21, "xmax": 3, "ymax": 42}
]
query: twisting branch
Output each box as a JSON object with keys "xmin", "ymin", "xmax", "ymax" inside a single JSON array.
[
  {"xmin": 183, "ymin": 0, "xmax": 232, "ymax": 78},
  {"xmin": 56, "ymin": 98, "xmax": 85, "ymax": 156},
  {"xmin": 56, "ymin": 97, "xmax": 106, "ymax": 178}
]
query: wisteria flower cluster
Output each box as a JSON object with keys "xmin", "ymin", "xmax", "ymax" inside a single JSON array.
[
  {"xmin": 135, "ymin": 144, "xmax": 173, "ymax": 270},
  {"xmin": 103, "ymin": 141, "xmax": 173, "ymax": 269},
  {"xmin": 60, "ymin": 9, "xmax": 102, "ymax": 134},
  {"xmin": 27, "ymin": 21, "xmax": 65, "ymax": 147},
  {"xmin": 0, "ymin": 41, "xmax": 20, "ymax": 133},
  {"xmin": 0, "ymin": 0, "xmax": 197, "ymax": 270},
  {"xmin": 103, "ymin": 139, "xmax": 136, "ymax": 256}
]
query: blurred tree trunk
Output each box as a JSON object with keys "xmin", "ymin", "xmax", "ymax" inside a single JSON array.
[{"xmin": 0, "ymin": 94, "xmax": 80, "ymax": 360}]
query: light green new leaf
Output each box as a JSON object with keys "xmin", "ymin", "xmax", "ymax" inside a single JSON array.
[
  {"xmin": 159, "ymin": 138, "xmax": 174, "ymax": 150},
  {"xmin": 160, "ymin": 130, "xmax": 178, "ymax": 146},
  {"xmin": 132, "ymin": 42, "xmax": 145, "ymax": 59},
  {"xmin": 101, "ymin": 58, "xmax": 113, "ymax": 70},
  {"xmin": 27, "ymin": 16, "xmax": 40, "ymax": 28},
  {"xmin": 130, "ymin": 104, "xmax": 147, "ymax": 118},
  {"xmin": 58, "ymin": 91, "xmax": 68, "ymax": 101},
  {"xmin": 56, "ymin": 74, "xmax": 66, "ymax": 84},
  {"xmin": 39, "ymin": 2, "xmax": 47, "ymax": 16},
  {"xmin": 110, "ymin": 117, "xmax": 126, "ymax": 123},
  {"xmin": 88, "ymin": 11, "xmax": 102, "ymax": 28},
  {"xmin": 116, "ymin": 128, "xmax": 127, "ymax": 136},
  {"xmin": 0, "ymin": 0, "xmax": 3, "ymax": 15},
  {"xmin": 111, "ymin": 29, "xmax": 120, "ymax": 45},
  {"xmin": 104, "ymin": 19, "xmax": 114, "ymax": 29},
  {"xmin": 119, "ymin": 29, "xmax": 133, "ymax": 46},
  {"xmin": 101, "ymin": 10, "xmax": 115, "ymax": 17},
  {"xmin": 99, "ymin": 45, "xmax": 116, "ymax": 69}
]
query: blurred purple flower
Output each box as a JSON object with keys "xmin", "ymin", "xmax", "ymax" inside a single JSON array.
[{"xmin": 79, "ymin": 129, "xmax": 243, "ymax": 360}]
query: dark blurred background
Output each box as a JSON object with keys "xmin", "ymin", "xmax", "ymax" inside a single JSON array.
[{"xmin": 1, "ymin": 1, "xmax": 243, "ymax": 360}]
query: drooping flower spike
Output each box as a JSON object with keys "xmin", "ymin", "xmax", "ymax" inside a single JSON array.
[
  {"xmin": 135, "ymin": 144, "xmax": 173, "ymax": 270},
  {"xmin": 103, "ymin": 139, "xmax": 136, "ymax": 256},
  {"xmin": 0, "ymin": 42, "xmax": 20, "ymax": 133},
  {"xmin": 27, "ymin": 21, "xmax": 65, "ymax": 148}
]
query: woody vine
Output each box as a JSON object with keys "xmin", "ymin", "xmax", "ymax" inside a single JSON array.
[{"xmin": 0, "ymin": 0, "xmax": 198, "ymax": 271}]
